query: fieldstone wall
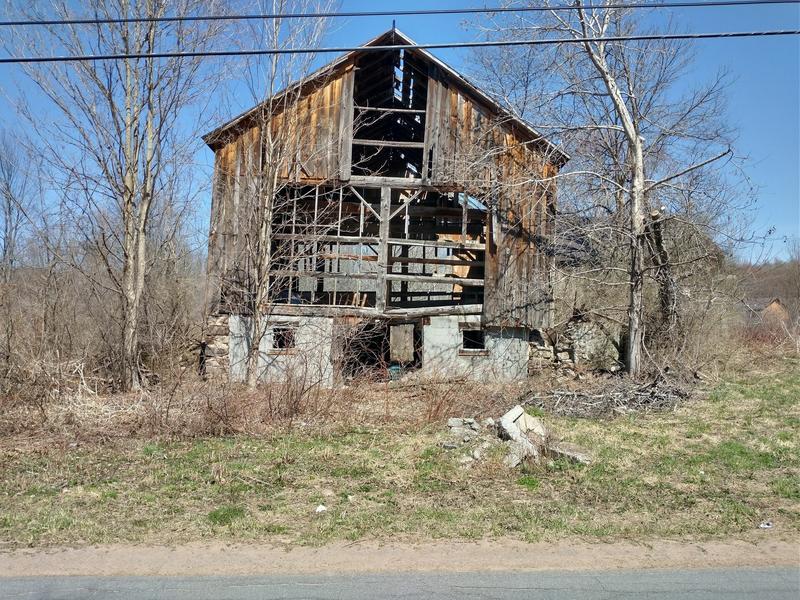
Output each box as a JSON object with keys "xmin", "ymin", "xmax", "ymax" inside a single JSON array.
[
  {"xmin": 528, "ymin": 318, "xmax": 621, "ymax": 374},
  {"xmin": 203, "ymin": 314, "xmax": 230, "ymax": 378}
]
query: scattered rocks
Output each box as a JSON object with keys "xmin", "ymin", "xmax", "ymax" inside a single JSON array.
[
  {"xmin": 444, "ymin": 408, "xmax": 591, "ymax": 470},
  {"xmin": 314, "ymin": 504, "xmax": 327, "ymax": 514},
  {"xmin": 445, "ymin": 416, "xmax": 483, "ymax": 445}
]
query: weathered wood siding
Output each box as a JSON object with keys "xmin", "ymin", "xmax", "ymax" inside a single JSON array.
[
  {"xmin": 207, "ymin": 68, "xmax": 355, "ymax": 310},
  {"xmin": 423, "ymin": 72, "xmax": 556, "ymax": 329},
  {"xmin": 267, "ymin": 67, "xmax": 354, "ymax": 182}
]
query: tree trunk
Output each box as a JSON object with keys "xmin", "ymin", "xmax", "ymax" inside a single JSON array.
[
  {"xmin": 647, "ymin": 210, "xmax": 678, "ymax": 329},
  {"xmin": 122, "ymin": 250, "xmax": 142, "ymax": 391},
  {"xmin": 625, "ymin": 138, "xmax": 646, "ymax": 377}
]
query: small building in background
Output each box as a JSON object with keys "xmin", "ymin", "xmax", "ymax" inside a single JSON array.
[{"xmin": 758, "ymin": 298, "xmax": 791, "ymax": 329}]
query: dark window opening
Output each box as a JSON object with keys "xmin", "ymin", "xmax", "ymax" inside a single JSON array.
[
  {"xmin": 272, "ymin": 326, "xmax": 296, "ymax": 350},
  {"xmin": 461, "ymin": 329, "xmax": 485, "ymax": 350}
]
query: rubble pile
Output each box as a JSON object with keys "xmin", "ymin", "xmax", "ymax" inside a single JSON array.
[{"xmin": 443, "ymin": 406, "xmax": 592, "ymax": 469}]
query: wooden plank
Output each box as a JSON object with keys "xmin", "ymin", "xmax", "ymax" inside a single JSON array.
[
  {"xmin": 352, "ymin": 139, "xmax": 425, "ymax": 149},
  {"xmin": 375, "ymin": 186, "xmax": 391, "ymax": 311},
  {"xmin": 355, "ymin": 105, "xmax": 425, "ymax": 114},
  {"xmin": 389, "ymin": 324, "xmax": 415, "ymax": 363},
  {"xmin": 388, "ymin": 238, "xmax": 485, "ymax": 251},
  {"xmin": 338, "ymin": 67, "xmax": 354, "ymax": 180},
  {"xmin": 389, "ymin": 256, "xmax": 483, "ymax": 267},
  {"xmin": 348, "ymin": 175, "xmax": 424, "ymax": 187},
  {"xmin": 386, "ymin": 273, "xmax": 484, "ymax": 287}
]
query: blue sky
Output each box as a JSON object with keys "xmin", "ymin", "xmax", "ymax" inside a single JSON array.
[
  {"xmin": 319, "ymin": 0, "xmax": 800, "ymax": 260},
  {"xmin": 1, "ymin": 1, "xmax": 798, "ymax": 261}
]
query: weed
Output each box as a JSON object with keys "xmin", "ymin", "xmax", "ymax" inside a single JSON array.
[
  {"xmin": 516, "ymin": 475, "xmax": 540, "ymax": 491},
  {"xmin": 207, "ymin": 505, "xmax": 245, "ymax": 526},
  {"xmin": 771, "ymin": 476, "xmax": 800, "ymax": 500}
]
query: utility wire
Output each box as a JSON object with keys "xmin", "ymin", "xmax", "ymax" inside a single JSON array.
[
  {"xmin": 0, "ymin": 30, "xmax": 798, "ymax": 64},
  {"xmin": 1, "ymin": 0, "xmax": 798, "ymax": 27}
]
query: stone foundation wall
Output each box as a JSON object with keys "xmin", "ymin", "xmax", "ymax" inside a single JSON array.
[
  {"xmin": 203, "ymin": 314, "xmax": 230, "ymax": 378},
  {"xmin": 528, "ymin": 319, "xmax": 622, "ymax": 375}
]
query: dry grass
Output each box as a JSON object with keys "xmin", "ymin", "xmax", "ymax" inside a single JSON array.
[{"xmin": 0, "ymin": 355, "xmax": 797, "ymax": 549}]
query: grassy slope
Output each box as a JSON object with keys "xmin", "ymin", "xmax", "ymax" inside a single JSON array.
[{"xmin": 1, "ymin": 358, "xmax": 798, "ymax": 548}]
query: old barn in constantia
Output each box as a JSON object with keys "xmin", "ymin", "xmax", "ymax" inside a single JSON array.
[{"xmin": 201, "ymin": 29, "xmax": 568, "ymax": 384}]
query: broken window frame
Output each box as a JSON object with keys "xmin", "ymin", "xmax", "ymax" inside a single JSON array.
[
  {"xmin": 270, "ymin": 324, "xmax": 297, "ymax": 353},
  {"xmin": 459, "ymin": 328, "xmax": 488, "ymax": 355}
]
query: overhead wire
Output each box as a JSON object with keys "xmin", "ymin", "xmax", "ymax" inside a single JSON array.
[
  {"xmin": 0, "ymin": 30, "xmax": 798, "ymax": 64},
  {"xmin": 0, "ymin": 0, "xmax": 798, "ymax": 27}
]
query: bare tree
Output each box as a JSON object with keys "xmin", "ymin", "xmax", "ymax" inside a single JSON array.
[
  {"xmin": 0, "ymin": 131, "xmax": 29, "ymax": 381},
  {"xmin": 475, "ymin": 2, "xmax": 749, "ymax": 376},
  {"xmin": 8, "ymin": 0, "xmax": 226, "ymax": 390},
  {"xmin": 206, "ymin": 1, "xmax": 344, "ymax": 387}
]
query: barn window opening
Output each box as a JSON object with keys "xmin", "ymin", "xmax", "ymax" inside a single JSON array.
[
  {"xmin": 272, "ymin": 326, "xmax": 297, "ymax": 350},
  {"xmin": 351, "ymin": 47, "xmax": 428, "ymax": 178},
  {"xmin": 461, "ymin": 329, "xmax": 485, "ymax": 350}
]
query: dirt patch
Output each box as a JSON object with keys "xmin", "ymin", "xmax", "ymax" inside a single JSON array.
[{"xmin": 0, "ymin": 537, "xmax": 796, "ymax": 577}]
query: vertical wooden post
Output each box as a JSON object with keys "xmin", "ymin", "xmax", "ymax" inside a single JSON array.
[
  {"xmin": 357, "ymin": 195, "xmax": 364, "ymax": 300},
  {"xmin": 376, "ymin": 186, "xmax": 391, "ymax": 312},
  {"xmin": 312, "ymin": 185, "xmax": 320, "ymax": 303},
  {"xmin": 333, "ymin": 187, "xmax": 342, "ymax": 306},
  {"xmin": 289, "ymin": 188, "xmax": 297, "ymax": 304},
  {"xmin": 461, "ymin": 191, "xmax": 468, "ymax": 244}
]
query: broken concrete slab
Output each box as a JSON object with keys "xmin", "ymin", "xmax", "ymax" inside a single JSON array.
[
  {"xmin": 548, "ymin": 442, "xmax": 592, "ymax": 465},
  {"xmin": 516, "ymin": 413, "xmax": 548, "ymax": 441},
  {"xmin": 498, "ymin": 405, "xmax": 524, "ymax": 440},
  {"xmin": 499, "ymin": 405, "xmax": 540, "ymax": 467}
]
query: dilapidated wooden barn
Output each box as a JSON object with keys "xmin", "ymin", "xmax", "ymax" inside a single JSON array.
[{"xmin": 202, "ymin": 29, "xmax": 568, "ymax": 384}]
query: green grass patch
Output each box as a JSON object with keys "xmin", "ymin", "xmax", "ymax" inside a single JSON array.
[
  {"xmin": 771, "ymin": 476, "xmax": 800, "ymax": 500},
  {"xmin": 207, "ymin": 505, "xmax": 246, "ymax": 526},
  {"xmin": 516, "ymin": 475, "xmax": 540, "ymax": 491},
  {"xmin": 0, "ymin": 358, "xmax": 797, "ymax": 548}
]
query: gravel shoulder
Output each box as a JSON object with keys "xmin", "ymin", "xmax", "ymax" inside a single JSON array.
[{"xmin": 1, "ymin": 537, "xmax": 797, "ymax": 577}]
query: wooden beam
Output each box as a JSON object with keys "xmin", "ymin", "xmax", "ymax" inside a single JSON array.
[
  {"xmin": 266, "ymin": 303, "xmax": 483, "ymax": 319},
  {"xmin": 348, "ymin": 175, "xmax": 425, "ymax": 188},
  {"xmin": 272, "ymin": 234, "xmax": 379, "ymax": 245},
  {"xmin": 271, "ymin": 234, "xmax": 484, "ymax": 251},
  {"xmin": 389, "ymin": 256, "xmax": 483, "ymax": 267},
  {"xmin": 270, "ymin": 270, "xmax": 379, "ymax": 281},
  {"xmin": 355, "ymin": 105, "xmax": 426, "ymax": 114},
  {"xmin": 348, "ymin": 186, "xmax": 381, "ymax": 220},
  {"xmin": 389, "ymin": 189, "xmax": 423, "ymax": 220},
  {"xmin": 321, "ymin": 253, "xmax": 378, "ymax": 262},
  {"xmin": 389, "ymin": 238, "xmax": 485, "ymax": 251},
  {"xmin": 386, "ymin": 273, "xmax": 484, "ymax": 286},
  {"xmin": 385, "ymin": 304, "xmax": 483, "ymax": 317},
  {"xmin": 376, "ymin": 186, "xmax": 391, "ymax": 311},
  {"xmin": 352, "ymin": 139, "xmax": 425, "ymax": 149},
  {"xmin": 269, "ymin": 304, "xmax": 380, "ymax": 318}
]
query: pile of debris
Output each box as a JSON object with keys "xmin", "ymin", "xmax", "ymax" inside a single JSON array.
[
  {"xmin": 524, "ymin": 377, "xmax": 691, "ymax": 419},
  {"xmin": 443, "ymin": 406, "xmax": 591, "ymax": 468}
]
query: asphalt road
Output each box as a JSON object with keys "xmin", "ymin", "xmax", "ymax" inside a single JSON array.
[{"xmin": 1, "ymin": 568, "xmax": 798, "ymax": 600}]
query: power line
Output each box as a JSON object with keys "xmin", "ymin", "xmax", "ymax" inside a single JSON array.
[
  {"xmin": 1, "ymin": 0, "xmax": 798, "ymax": 27},
  {"xmin": 1, "ymin": 30, "xmax": 797, "ymax": 65}
]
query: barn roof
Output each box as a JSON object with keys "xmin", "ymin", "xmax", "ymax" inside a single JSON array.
[{"xmin": 202, "ymin": 28, "xmax": 569, "ymax": 165}]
